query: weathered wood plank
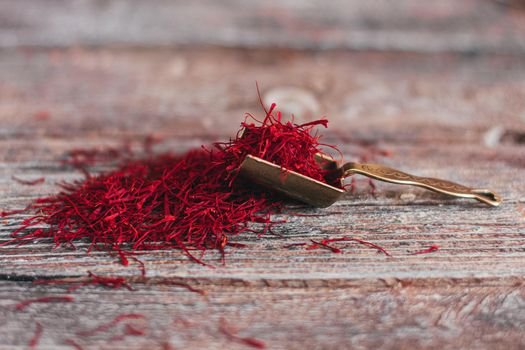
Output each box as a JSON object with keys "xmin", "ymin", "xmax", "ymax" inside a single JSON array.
[
  {"xmin": 1, "ymin": 280, "xmax": 524, "ymax": 349},
  {"xmin": 1, "ymin": 0, "xmax": 525, "ymax": 53},
  {"xmin": 0, "ymin": 48, "xmax": 524, "ymax": 348}
]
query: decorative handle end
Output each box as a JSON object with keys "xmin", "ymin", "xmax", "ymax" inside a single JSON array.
[{"xmin": 471, "ymin": 189, "xmax": 502, "ymax": 207}]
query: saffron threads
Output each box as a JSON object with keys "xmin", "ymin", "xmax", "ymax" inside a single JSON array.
[
  {"xmin": 323, "ymin": 237, "xmax": 391, "ymax": 256},
  {"xmin": 64, "ymin": 338, "xmax": 84, "ymax": 350},
  {"xmin": 162, "ymin": 342, "xmax": 176, "ymax": 350},
  {"xmin": 109, "ymin": 323, "xmax": 147, "ymax": 342},
  {"xmin": 167, "ymin": 281, "xmax": 206, "ymax": 295},
  {"xmin": 1, "ymin": 207, "xmax": 29, "ymax": 218},
  {"xmin": 308, "ymin": 239, "xmax": 342, "ymax": 253},
  {"xmin": 124, "ymin": 324, "xmax": 146, "ymax": 336},
  {"xmin": 130, "ymin": 257, "xmax": 147, "ymax": 277},
  {"xmin": 12, "ymin": 176, "xmax": 45, "ymax": 186},
  {"xmin": 16, "ymin": 296, "xmax": 74, "ymax": 311},
  {"xmin": 410, "ymin": 244, "xmax": 440, "ymax": 255},
  {"xmin": 77, "ymin": 313, "xmax": 145, "ymax": 337},
  {"xmin": 33, "ymin": 271, "xmax": 133, "ymax": 291},
  {"xmin": 285, "ymin": 236, "xmax": 391, "ymax": 256},
  {"xmin": 117, "ymin": 250, "xmax": 130, "ymax": 266},
  {"xmin": 286, "ymin": 238, "xmax": 441, "ymax": 257},
  {"xmin": 219, "ymin": 321, "xmax": 266, "ymax": 349},
  {"xmin": 68, "ymin": 272, "xmax": 133, "ymax": 292},
  {"xmin": 29, "ymin": 321, "xmax": 43, "ymax": 348},
  {"xmin": 5, "ymin": 106, "xmax": 335, "ymax": 264}
]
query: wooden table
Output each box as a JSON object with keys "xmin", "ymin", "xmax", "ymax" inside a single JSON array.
[{"xmin": 1, "ymin": 2, "xmax": 525, "ymax": 349}]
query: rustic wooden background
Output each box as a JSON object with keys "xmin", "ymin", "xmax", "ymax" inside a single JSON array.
[{"xmin": 1, "ymin": 1, "xmax": 525, "ymax": 349}]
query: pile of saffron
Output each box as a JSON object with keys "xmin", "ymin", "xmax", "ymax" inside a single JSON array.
[{"xmin": 4, "ymin": 104, "xmax": 336, "ymax": 263}]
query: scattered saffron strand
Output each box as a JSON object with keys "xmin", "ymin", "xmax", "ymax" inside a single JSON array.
[
  {"xmin": 219, "ymin": 321, "xmax": 266, "ymax": 349},
  {"xmin": 167, "ymin": 281, "xmax": 206, "ymax": 295},
  {"xmin": 308, "ymin": 239, "xmax": 341, "ymax": 253},
  {"xmin": 124, "ymin": 324, "xmax": 146, "ymax": 336},
  {"xmin": 327, "ymin": 237, "xmax": 391, "ymax": 257},
  {"xmin": 12, "ymin": 176, "xmax": 45, "ymax": 186},
  {"xmin": 162, "ymin": 342, "xmax": 176, "ymax": 350},
  {"xmin": 68, "ymin": 272, "xmax": 133, "ymax": 292},
  {"xmin": 410, "ymin": 244, "xmax": 440, "ymax": 255},
  {"xmin": 367, "ymin": 178, "xmax": 377, "ymax": 196},
  {"xmin": 173, "ymin": 316, "xmax": 194, "ymax": 328},
  {"xmin": 0, "ymin": 204, "xmax": 32, "ymax": 218},
  {"xmin": 1, "ymin": 208, "xmax": 27, "ymax": 217},
  {"xmin": 16, "ymin": 296, "xmax": 74, "ymax": 311},
  {"xmin": 77, "ymin": 313, "xmax": 145, "ymax": 337},
  {"xmin": 285, "ymin": 236, "xmax": 391, "ymax": 256},
  {"xmin": 109, "ymin": 323, "xmax": 147, "ymax": 342},
  {"xmin": 130, "ymin": 257, "xmax": 147, "ymax": 277},
  {"xmin": 33, "ymin": 278, "xmax": 74, "ymax": 287},
  {"xmin": 33, "ymin": 272, "xmax": 133, "ymax": 292},
  {"xmin": 288, "ymin": 238, "xmax": 440, "ymax": 257},
  {"xmin": 117, "ymin": 249, "xmax": 129, "ymax": 266},
  {"xmin": 64, "ymin": 338, "xmax": 84, "ymax": 350},
  {"xmin": 29, "ymin": 321, "xmax": 43, "ymax": 348}
]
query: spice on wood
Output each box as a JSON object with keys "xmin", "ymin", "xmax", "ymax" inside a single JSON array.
[
  {"xmin": 219, "ymin": 320, "xmax": 266, "ymax": 349},
  {"xmin": 4, "ymin": 105, "xmax": 334, "ymax": 264},
  {"xmin": 16, "ymin": 296, "xmax": 75, "ymax": 311},
  {"xmin": 29, "ymin": 321, "xmax": 43, "ymax": 348},
  {"xmin": 410, "ymin": 244, "xmax": 440, "ymax": 255},
  {"xmin": 76, "ymin": 313, "xmax": 146, "ymax": 337}
]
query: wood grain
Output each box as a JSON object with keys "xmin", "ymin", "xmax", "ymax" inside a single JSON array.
[
  {"xmin": 1, "ymin": 48, "xmax": 524, "ymax": 348},
  {"xmin": 1, "ymin": 280, "xmax": 524, "ymax": 350},
  {"xmin": 1, "ymin": 0, "xmax": 525, "ymax": 53}
]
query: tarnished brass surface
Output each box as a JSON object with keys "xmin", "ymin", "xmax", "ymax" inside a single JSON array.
[
  {"xmin": 239, "ymin": 155, "xmax": 345, "ymax": 207},
  {"xmin": 240, "ymin": 155, "xmax": 501, "ymax": 207},
  {"xmin": 341, "ymin": 163, "xmax": 501, "ymax": 206}
]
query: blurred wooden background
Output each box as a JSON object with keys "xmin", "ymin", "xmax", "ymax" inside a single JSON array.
[
  {"xmin": 0, "ymin": 1, "xmax": 524, "ymax": 349},
  {"xmin": 0, "ymin": 0, "xmax": 525, "ymax": 53}
]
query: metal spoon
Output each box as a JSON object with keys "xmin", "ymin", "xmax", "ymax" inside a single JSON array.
[{"xmin": 239, "ymin": 154, "xmax": 502, "ymax": 207}]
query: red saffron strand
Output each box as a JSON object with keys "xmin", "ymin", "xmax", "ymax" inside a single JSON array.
[
  {"xmin": 219, "ymin": 322, "xmax": 266, "ymax": 349},
  {"xmin": 109, "ymin": 323, "xmax": 147, "ymax": 342},
  {"xmin": 1, "ymin": 208, "xmax": 26, "ymax": 218},
  {"xmin": 29, "ymin": 321, "xmax": 43, "ymax": 348},
  {"xmin": 168, "ymin": 281, "xmax": 206, "ymax": 295},
  {"xmin": 308, "ymin": 239, "xmax": 342, "ymax": 253},
  {"xmin": 68, "ymin": 272, "xmax": 133, "ymax": 292},
  {"xmin": 130, "ymin": 256, "xmax": 146, "ymax": 277},
  {"xmin": 33, "ymin": 272, "xmax": 133, "ymax": 291},
  {"xmin": 0, "ymin": 204, "xmax": 32, "ymax": 218},
  {"xmin": 117, "ymin": 249, "xmax": 129, "ymax": 266},
  {"xmin": 162, "ymin": 342, "xmax": 176, "ymax": 350},
  {"xmin": 12, "ymin": 176, "xmax": 45, "ymax": 186},
  {"xmin": 77, "ymin": 313, "xmax": 145, "ymax": 337},
  {"xmin": 64, "ymin": 338, "xmax": 84, "ymax": 350},
  {"xmin": 410, "ymin": 244, "xmax": 439, "ymax": 255},
  {"xmin": 124, "ymin": 324, "xmax": 146, "ymax": 336},
  {"xmin": 33, "ymin": 278, "xmax": 71, "ymax": 286},
  {"xmin": 285, "ymin": 237, "xmax": 391, "ymax": 256},
  {"xmin": 324, "ymin": 237, "xmax": 391, "ymax": 256},
  {"xmin": 16, "ymin": 296, "xmax": 74, "ymax": 311}
]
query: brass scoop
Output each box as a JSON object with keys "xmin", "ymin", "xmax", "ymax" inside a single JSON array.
[{"xmin": 239, "ymin": 154, "xmax": 502, "ymax": 207}]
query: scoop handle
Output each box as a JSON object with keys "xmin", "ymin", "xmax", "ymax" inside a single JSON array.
[{"xmin": 342, "ymin": 163, "xmax": 501, "ymax": 206}]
